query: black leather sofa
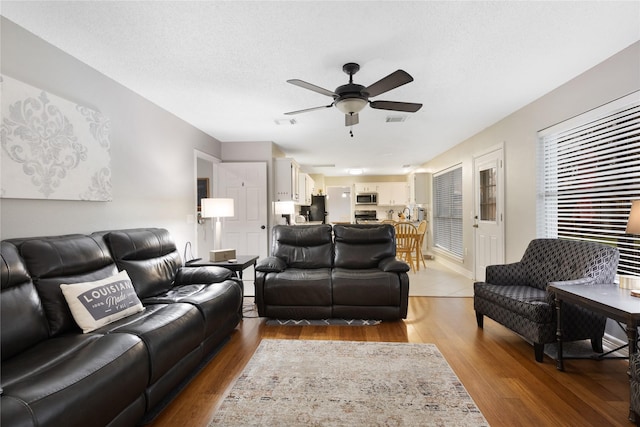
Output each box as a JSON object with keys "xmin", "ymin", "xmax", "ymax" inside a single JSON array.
[
  {"xmin": 255, "ymin": 224, "xmax": 410, "ymax": 320},
  {"xmin": 1, "ymin": 228, "xmax": 243, "ymax": 427}
]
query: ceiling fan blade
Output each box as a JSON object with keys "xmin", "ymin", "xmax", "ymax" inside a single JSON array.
[
  {"xmin": 284, "ymin": 104, "xmax": 333, "ymax": 115},
  {"xmin": 365, "ymin": 70, "xmax": 414, "ymax": 97},
  {"xmin": 345, "ymin": 113, "xmax": 359, "ymax": 126},
  {"xmin": 370, "ymin": 100, "xmax": 423, "ymax": 113},
  {"xmin": 287, "ymin": 79, "xmax": 336, "ymax": 97}
]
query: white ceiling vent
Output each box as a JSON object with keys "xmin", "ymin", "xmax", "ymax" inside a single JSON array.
[
  {"xmin": 385, "ymin": 115, "xmax": 407, "ymax": 123},
  {"xmin": 274, "ymin": 118, "xmax": 297, "ymax": 125}
]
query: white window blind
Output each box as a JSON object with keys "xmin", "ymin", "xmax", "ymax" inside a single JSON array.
[
  {"xmin": 433, "ymin": 165, "xmax": 463, "ymax": 259},
  {"xmin": 538, "ymin": 92, "xmax": 640, "ymax": 276}
]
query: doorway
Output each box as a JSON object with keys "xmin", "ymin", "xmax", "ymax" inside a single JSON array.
[
  {"xmin": 194, "ymin": 150, "xmax": 220, "ymax": 260},
  {"xmin": 473, "ymin": 145, "xmax": 505, "ymax": 281},
  {"xmin": 326, "ymin": 186, "xmax": 351, "ymax": 223}
]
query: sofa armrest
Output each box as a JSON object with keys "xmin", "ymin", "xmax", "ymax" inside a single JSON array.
[
  {"xmin": 175, "ymin": 266, "xmax": 234, "ymax": 285},
  {"xmin": 485, "ymin": 262, "xmax": 528, "ymax": 286},
  {"xmin": 255, "ymin": 256, "xmax": 286, "ymax": 273},
  {"xmin": 548, "ymin": 277, "xmax": 596, "ymax": 287},
  {"xmin": 379, "ymin": 257, "xmax": 410, "ymax": 273}
]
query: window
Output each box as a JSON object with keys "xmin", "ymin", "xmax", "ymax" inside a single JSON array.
[
  {"xmin": 538, "ymin": 92, "xmax": 640, "ymax": 276},
  {"xmin": 433, "ymin": 165, "xmax": 463, "ymax": 258}
]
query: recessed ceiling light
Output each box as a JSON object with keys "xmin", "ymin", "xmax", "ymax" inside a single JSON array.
[{"xmin": 349, "ymin": 169, "xmax": 364, "ymax": 175}]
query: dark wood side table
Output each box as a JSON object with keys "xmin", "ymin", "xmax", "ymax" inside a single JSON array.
[
  {"xmin": 185, "ymin": 255, "xmax": 259, "ymax": 280},
  {"xmin": 550, "ymin": 283, "xmax": 640, "ymax": 422}
]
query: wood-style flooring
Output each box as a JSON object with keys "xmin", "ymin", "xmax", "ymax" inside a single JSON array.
[{"xmin": 148, "ymin": 297, "xmax": 633, "ymax": 426}]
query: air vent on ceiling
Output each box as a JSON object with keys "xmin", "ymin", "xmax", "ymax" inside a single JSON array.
[
  {"xmin": 310, "ymin": 164, "xmax": 335, "ymax": 168},
  {"xmin": 274, "ymin": 118, "xmax": 297, "ymax": 125},
  {"xmin": 385, "ymin": 115, "xmax": 407, "ymax": 123}
]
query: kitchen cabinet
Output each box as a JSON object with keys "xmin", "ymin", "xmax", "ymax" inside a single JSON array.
[
  {"xmin": 377, "ymin": 182, "xmax": 409, "ymax": 206},
  {"xmin": 354, "ymin": 183, "xmax": 379, "ymax": 193},
  {"xmin": 409, "ymin": 172, "xmax": 430, "ymax": 205},
  {"xmin": 298, "ymin": 173, "xmax": 315, "ymax": 205},
  {"xmin": 274, "ymin": 158, "xmax": 300, "ymax": 202}
]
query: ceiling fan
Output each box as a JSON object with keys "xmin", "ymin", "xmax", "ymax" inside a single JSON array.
[{"xmin": 285, "ymin": 62, "xmax": 423, "ymax": 126}]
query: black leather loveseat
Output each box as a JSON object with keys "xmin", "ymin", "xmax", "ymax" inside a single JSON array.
[
  {"xmin": 1, "ymin": 228, "xmax": 243, "ymax": 427},
  {"xmin": 255, "ymin": 224, "xmax": 410, "ymax": 320}
]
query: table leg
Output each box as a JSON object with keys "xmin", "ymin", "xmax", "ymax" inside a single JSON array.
[
  {"xmin": 627, "ymin": 324, "xmax": 638, "ymax": 422},
  {"xmin": 555, "ymin": 296, "xmax": 564, "ymax": 371}
]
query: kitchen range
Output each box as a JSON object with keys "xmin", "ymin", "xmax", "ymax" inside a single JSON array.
[{"xmin": 354, "ymin": 210, "xmax": 378, "ymax": 224}]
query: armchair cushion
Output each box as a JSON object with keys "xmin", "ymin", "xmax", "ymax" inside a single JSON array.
[{"xmin": 271, "ymin": 224, "xmax": 333, "ymax": 268}]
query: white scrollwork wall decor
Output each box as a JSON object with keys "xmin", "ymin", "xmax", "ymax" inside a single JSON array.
[{"xmin": 0, "ymin": 75, "xmax": 112, "ymax": 201}]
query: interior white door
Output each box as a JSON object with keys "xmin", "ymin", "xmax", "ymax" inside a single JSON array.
[
  {"xmin": 215, "ymin": 162, "xmax": 268, "ymax": 262},
  {"xmin": 473, "ymin": 147, "xmax": 505, "ymax": 281}
]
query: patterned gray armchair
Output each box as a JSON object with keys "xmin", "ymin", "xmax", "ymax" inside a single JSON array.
[{"xmin": 474, "ymin": 239, "xmax": 619, "ymax": 362}]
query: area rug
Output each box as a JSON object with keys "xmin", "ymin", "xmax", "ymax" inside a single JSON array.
[
  {"xmin": 209, "ymin": 339, "xmax": 489, "ymax": 426},
  {"xmin": 265, "ymin": 318, "xmax": 382, "ymax": 326}
]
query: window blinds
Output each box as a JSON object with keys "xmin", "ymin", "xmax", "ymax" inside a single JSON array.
[
  {"xmin": 433, "ymin": 165, "xmax": 463, "ymax": 259},
  {"xmin": 538, "ymin": 93, "xmax": 640, "ymax": 276}
]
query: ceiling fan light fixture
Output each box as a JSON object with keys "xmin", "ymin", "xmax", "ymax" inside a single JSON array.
[{"xmin": 335, "ymin": 97, "xmax": 367, "ymax": 114}]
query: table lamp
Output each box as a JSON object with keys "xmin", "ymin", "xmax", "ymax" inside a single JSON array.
[
  {"xmin": 201, "ymin": 198, "xmax": 234, "ymax": 250},
  {"xmin": 621, "ymin": 200, "xmax": 640, "ymax": 290},
  {"xmin": 275, "ymin": 201, "xmax": 295, "ymax": 225}
]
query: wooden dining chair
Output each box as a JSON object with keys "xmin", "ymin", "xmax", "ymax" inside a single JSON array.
[
  {"xmin": 394, "ymin": 222, "xmax": 418, "ymax": 272},
  {"xmin": 416, "ymin": 220, "xmax": 427, "ymax": 270}
]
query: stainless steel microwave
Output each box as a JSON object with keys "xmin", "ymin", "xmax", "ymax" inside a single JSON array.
[{"xmin": 355, "ymin": 193, "xmax": 378, "ymax": 205}]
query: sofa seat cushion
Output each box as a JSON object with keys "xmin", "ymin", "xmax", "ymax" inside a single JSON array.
[
  {"xmin": 1, "ymin": 333, "xmax": 148, "ymax": 427},
  {"xmin": 474, "ymin": 283, "xmax": 553, "ymax": 323},
  {"xmin": 332, "ymin": 268, "xmax": 402, "ymax": 306},
  {"xmin": 94, "ymin": 303, "xmax": 204, "ymax": 384},
  {"xmin": 262, "ymin": 268, "xmax": 332, "ymax": 306},
  {"xmin": 141, "ymin": 280, "xmax": 242, "ymax": 336}
]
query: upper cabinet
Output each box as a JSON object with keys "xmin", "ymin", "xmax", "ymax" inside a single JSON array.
[
  {"xmin": 377, "ymin": 182, "xmax": 409, "ymax": 206},
  {"xmin": 274, "ymin": 158, "xmax": 300, "ymax": 202},
  {"xmin": 354, "ymin": 183, "xmax": 379, "ymax": 193},
  {"xmin": 409, "ymin": 172, "xmax": 430, "ymax": 205},
  {"xmin": 298, "ymin": 172, "xmax": 315, "ymax": 205}
]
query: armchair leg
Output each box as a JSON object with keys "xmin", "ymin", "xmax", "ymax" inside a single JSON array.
[
  {"xmin": 591, "ymin": 337, "xmax": 604, "ymax": 353},
  {"xmin": 534, "ymin": 343, "xmax": 545, "ymax": 363},
  {"xmin": 475, "ymin": 312, "xmax": 484, "ymax": 328}
]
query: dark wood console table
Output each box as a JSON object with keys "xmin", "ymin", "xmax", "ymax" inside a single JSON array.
[
  {"xmin": 185, "ymin": 255, "xmax": 258, "ymax": 280},
  {"xmin": 550, "ymin": 283, "xmax": 640, "ymax": 421}
]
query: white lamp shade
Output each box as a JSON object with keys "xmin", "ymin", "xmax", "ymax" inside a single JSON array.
[
  {"xmin": 201, "ymin": 198, "xmax": 234, "ymax": 218},
  {"xmin": 274, "ymin": 201, "xmax": 295, "ymax": 215},
  {"xmin": 626, "ymin": 200, "xmax": 640, "ymax": 234},
  {"xmin": 335, "ymin": 98, "xmax": 367, "ymax": 114}
]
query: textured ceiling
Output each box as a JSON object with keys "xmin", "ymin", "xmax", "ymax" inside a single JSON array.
[{"xmin": 2, "ymin": 1, "xmax": 639, "ymax": 176}]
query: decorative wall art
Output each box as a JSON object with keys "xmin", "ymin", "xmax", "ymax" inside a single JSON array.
[{"xmin": 0, "ymin": 75, "xmax": 112, "ymax": 201}]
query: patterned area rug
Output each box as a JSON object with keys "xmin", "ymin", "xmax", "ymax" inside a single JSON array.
[
  {"xmin": 265, "ymin": 319, "xmax": 382, "ymax": 326},
  {"xmin": 209, "ymin": 339, "xmax": 489, "ymax": 426}
]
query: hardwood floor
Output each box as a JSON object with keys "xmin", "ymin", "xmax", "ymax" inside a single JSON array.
[{"xmin": 149, "ymin": 297, "xmax": 633, "ymax": 426}]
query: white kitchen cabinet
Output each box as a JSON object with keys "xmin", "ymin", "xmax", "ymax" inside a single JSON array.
[
  {"xmin": 274, "ymin": 158, "xmax": 300, "ymax": 202},
  {"xmin": 409, "ymin": 172, "xmax": 430, "ymax": 205},
  {"xmin": 377, "ymin": 182, "xmax": 409, "ymax": 206},
  {"xmin": 354, "ymin": 183, "xmax": 379, "ymax": 193},
  {"xmin": 298, "ymin": 173, "xmax": 315, "ymax": 205}
]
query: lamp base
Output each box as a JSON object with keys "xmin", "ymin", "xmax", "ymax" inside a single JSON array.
[
  {"xmin": 210, "ymin": 249, "xmax": 236, "ymax": 262},
  {"xmin": 619, "ymin": 275, "xmax": 640, "ymax": 290}
]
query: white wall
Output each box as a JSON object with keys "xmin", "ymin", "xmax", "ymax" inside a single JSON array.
[
  {"xmin": 421, "ymin": 41, "xmax": 640, "ymax": 277},
  {"xmin": 0, "ymin": 18, "xmax": 222, "ymax": 254}
]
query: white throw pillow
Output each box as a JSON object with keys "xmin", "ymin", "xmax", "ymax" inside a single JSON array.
[{"xmin": 60, "ymin": 270, "xmax": 144, "ymax": 333}]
